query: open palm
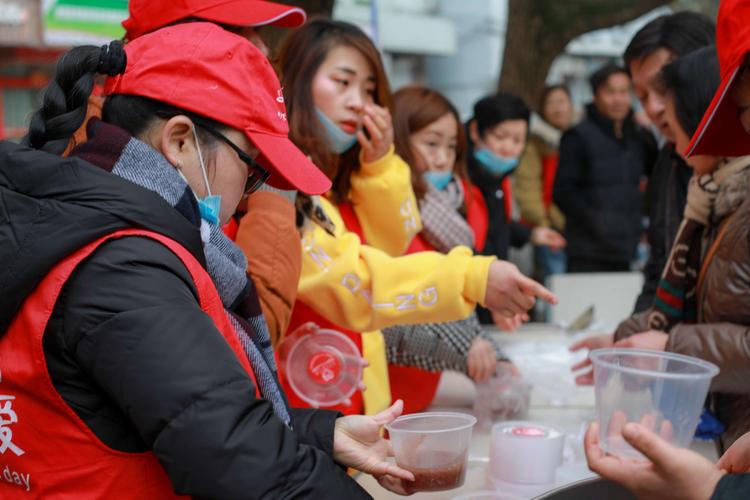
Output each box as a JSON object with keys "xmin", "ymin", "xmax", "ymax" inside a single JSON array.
[{"xmin": 333, "ymin": 400, "xmax": 414, "ymax": 482}]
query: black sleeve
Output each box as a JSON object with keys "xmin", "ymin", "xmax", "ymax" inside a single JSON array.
[
  {"xmin": 290, "ymin": 408, "xmax": 340, "ymax": 456},
  {"xmin": 509, "ymin": 221, "xmax": 532, "ymax": 249},
  {"xmin": 61, "ymin": 236, "xmax": 370, "ymax": 500},
  {"xmin": 712, "ymin": 474, "xmax": 750, "ymax": 500},
  {"xmin": 553, "ymin": 130, "xmax": 595, "ymax": 231},
  {"xmin": 632, "ymin": 149, "xmax": 672, "ymax": 314}
]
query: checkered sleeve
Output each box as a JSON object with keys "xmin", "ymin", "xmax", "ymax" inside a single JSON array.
[{"xmin": 382, "ymin": 313, "xmax": 508, "ymax": 373}]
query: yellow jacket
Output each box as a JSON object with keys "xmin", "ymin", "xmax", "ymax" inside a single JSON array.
[
  {"xmin": 297, "ymin": 150, "xmax": 495, "ymax": 413},
  {"xmin": 349, "ymin": 146, "xmax": 421, "ymax": 256}
]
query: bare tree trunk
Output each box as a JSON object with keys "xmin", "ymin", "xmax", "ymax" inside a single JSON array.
[
  {"xmin": 499, "ymin": 0, "xmax": 670, "ymax": 111},
  {"xmin": 261, "ymin": 0, "xmax": 336, "ymax": 57}
]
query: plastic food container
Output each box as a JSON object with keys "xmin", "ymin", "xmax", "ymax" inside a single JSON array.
[
  {"xmin": 489, "ymin": 421, "xmax": 565, "ymax": 485},
  {"xmin": 284, "ymin": 328, "xmax": 362, "ymax": 407},
  {"xmin": 590, "ymin": 348, "xmax": 719, "ymax": 459},
  {"xmin": 386, "ymin": 412, "xmax": 476, "ymax": 493},
  {"xmin": 474, "ymin": 365, "xmax": 531, "ymax": 431}
]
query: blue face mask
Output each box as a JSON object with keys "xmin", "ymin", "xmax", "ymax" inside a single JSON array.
[
  {"xmin": 424, "ymin": 171, "xmax": 453, "ymax": 191},
  {"xmin": 191, "ymin": 126, "xmax": 222, "ymax": 225},
  {"xmin": 474, "ymin": 148, "xmax": 519, "ymax": 177},
  {"xmin": 315, "ymin": 108, "xmax": 358, "ymax": 154}
]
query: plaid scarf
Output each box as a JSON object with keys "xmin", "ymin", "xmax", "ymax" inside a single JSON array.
[
  {"xmin": 74, "ymin": 119, "xmax": 292, "ymax": 426},
  {"xmin": 648, "ymin": 157, "xmax": 750, "ymax": 331},
  {"xmin": 420, "ymin": 176, "xmax": 475, "ymax": 253}
]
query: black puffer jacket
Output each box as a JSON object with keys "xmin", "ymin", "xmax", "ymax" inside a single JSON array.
[
  {"xmin": 0, "ymin": 139, "xmax": 370, "ymax": 499},
  {"xmin": 554, "ymin": 104, "xmax": 657, "ymax": 265}
]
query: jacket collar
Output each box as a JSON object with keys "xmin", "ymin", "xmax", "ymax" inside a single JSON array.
[{"xmin": 585, "ymin": 102, "xmax": 636, "ymax": 140}]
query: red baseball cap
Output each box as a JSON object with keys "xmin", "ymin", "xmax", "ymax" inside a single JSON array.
[
  {"xmin": 686, "ymin": 0, "xmax": 750, "ymax": 157},
  {"xmin": 123, "ymin": 0, "xmax": 306, "ymax": 41},
  {"xmin": 103, "ymin": 22, "xmax": 330, "ymax": 194}
]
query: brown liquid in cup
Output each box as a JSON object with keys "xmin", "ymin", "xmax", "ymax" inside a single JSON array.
[{"xmin": 402, "ymin": 451, "xmax": 468, "ymax": 493}]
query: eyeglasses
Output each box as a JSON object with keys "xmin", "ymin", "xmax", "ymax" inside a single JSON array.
[{"xmin": 197, "ymin": 124, "xmax": 270, "ymax": 194}]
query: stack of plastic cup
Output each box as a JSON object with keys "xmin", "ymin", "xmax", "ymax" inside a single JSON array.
[
  {"xmin": 590, "ymin": 348, "xmax": 719, "ymax": 459},
  {"xmin": 489, "ymin": 421, "xmax": 565, "ymax": 488}
]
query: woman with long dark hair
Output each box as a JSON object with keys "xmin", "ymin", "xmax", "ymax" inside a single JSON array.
[{"xmin": 246, "ymin": 19, "xmax": 555, "ymax": 418}]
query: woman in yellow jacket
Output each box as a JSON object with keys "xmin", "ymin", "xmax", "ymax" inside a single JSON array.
[{"xmin": 237, "ymin": 19, "xmax": 555, "ymax": 416}]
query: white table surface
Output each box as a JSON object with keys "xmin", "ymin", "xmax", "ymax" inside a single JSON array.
[{"xmin": 356, "ymin": 324, "xmax": 719, "ymax": 500}]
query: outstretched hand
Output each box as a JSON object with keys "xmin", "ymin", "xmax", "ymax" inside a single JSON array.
[
  {"xmin": 485, "ymin": 260, "xmax": 557, "ymax": 318},
  {"xmin": 333, "ymin": 400, "xmax": 415, "ymax": 484}
]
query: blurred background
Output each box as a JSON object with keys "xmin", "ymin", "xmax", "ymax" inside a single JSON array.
[{"xmin": 0, "ymin": 0, "xmax": 718, "ymax": 140}]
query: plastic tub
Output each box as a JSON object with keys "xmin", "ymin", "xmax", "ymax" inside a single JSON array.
[
  {"xmin": 590, "ymin": 348, "xmax": 719, "ymax": 459},
  {"xmin": 386, "ymin": 412, "xmax": 476, "ymax": 493}
]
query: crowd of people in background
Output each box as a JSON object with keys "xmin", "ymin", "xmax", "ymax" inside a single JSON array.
[{"xmin": 1, "ymin": 0, "xmax": 750, "ymax": 497}]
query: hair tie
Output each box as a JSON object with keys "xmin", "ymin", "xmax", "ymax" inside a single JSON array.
[{"xmin": 97, "ymin": 40, "xmax": 127, "ymax": 76}]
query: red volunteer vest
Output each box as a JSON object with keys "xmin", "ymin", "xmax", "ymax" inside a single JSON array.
[{"xmin": 0, "ymin": 229, "xmax": 259, "ymax": 498}]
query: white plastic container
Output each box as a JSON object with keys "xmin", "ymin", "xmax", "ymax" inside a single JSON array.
[
  {"xmin": 489, "ymin": 421, "xmax": 565, "ymax": 485},
  {"xmin": 590, "ymin": 348, "xmax": 719, "ymax": 459},
  {"xmin": 386, "ymin": 412, "xmax": 476, "ymax": 493}
]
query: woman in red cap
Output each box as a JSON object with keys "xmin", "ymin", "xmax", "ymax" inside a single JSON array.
[
  {"xmin": 584, "ymin": 1, "xmax": 750, "ymax": 497},
  {"xmin": 0, "ymin": 23, "xmax": 415, "ymax": 498},
  {"xmin": 253, "ymin": 19, "xmax": 556, "ymax": 420},
  {"xmin": 62, "ymin": 0, "xmax": 311, "ymax": 346}
]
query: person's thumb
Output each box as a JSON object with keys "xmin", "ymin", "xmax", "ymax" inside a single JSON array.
[
  {"xmin": 622, "ymin": 422, "xmax": 675, "ymax": 468},
  {"xmin": 372, "ymin": 399, "xmax": 404, "ymax": 426}
]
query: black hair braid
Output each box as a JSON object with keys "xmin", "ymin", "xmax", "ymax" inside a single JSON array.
[{"xmin": 24, "ymin": 41, "xmax": 126, "ymax": 154}]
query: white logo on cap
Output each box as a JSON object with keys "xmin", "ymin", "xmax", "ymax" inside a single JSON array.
[{"xmin": 277, "ymin": 111, "xmax": 287, "ymax": 121}]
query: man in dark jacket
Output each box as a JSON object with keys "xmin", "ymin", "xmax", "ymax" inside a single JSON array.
[
  {"xmin": 554, "ymin": 63, "xmax": 657, "ymax": 272},
  {"xmin": 623, "ymin": 12, "xmax": 715, "ymax": 312}
]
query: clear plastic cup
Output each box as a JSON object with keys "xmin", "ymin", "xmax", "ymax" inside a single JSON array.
[
  {"xmin": 284, "ymin": 328, "xmax": 362, "ymax": 408},
  {"xmin": 590, "ymin": 348, "xmax": 719, "ymax": 459},
  {"xmin": 386, "ymin": 412, "xmax": 476, "ymax": 493}
]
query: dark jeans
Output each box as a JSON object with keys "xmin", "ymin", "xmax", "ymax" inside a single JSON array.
[{"xmin": 567, "ymin": 257, "xmax": 630, "ymax": 273}]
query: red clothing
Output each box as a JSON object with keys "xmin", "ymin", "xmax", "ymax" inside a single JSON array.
[
  {"xmin": 542, "ymin": 153, "xmax": 560, "ymax": 210},
  {"xmin": 0, "ymin": 229, "xmax": 257, "ymax": 498}
]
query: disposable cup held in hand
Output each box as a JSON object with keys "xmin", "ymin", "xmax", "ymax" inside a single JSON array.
[
  {"xmin": 385, "ymin": 412, "xmax": 476, "ymax": 493},
  {"xmin": 283, "ymin": 328, "xmax": 362, "ymax": 407},
  {"xmin": 590, "ymin": 348, "xmax": 718, "ymax": 459}
]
